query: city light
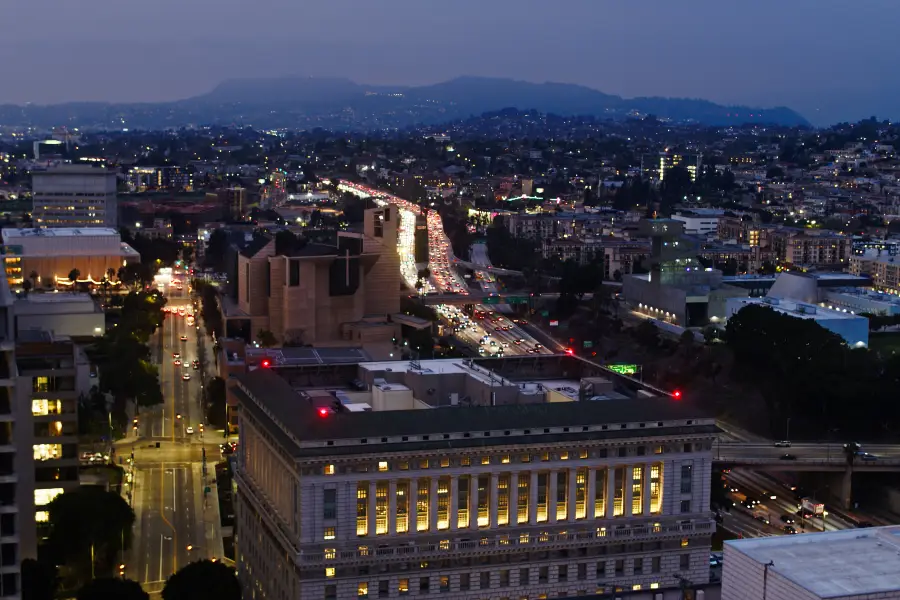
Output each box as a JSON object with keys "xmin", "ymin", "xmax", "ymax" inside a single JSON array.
[
  {"xmin": 673, "ymin": 390, "xmax": 682, "ymax": 399},
  {"xmin": 261, "ymin": 359, "xmax": 271, "ymax": 368},
  {"xmin": 318, "ymin": 407, "xmax": 329, "ymax": 417}
]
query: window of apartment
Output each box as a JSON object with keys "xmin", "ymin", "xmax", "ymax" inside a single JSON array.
[
  {"xmin": 558, "ymin": 565, "xmax": 568, "ymax": 582},
  {"xmin": 614, "ymin": 560, "xmax": 624, "ymax": 576},
  {"xmin": 324, "ymin": 585, "xmax": 337, "ymax": 600},
  {"xmin": 419, "ymin": 577, "xmax": 429, "ymax": 593},
  {"xmin": 460, "ymin": 573, "xmax": 470, "ymax": 591},
  {"xmin": 520, "ymin": 454, "xmax": 531, "ymax": 463},
  {"xmin": 378, "ymin": 580, "xmax": 389, "ymax": 598},
  {"xmin": 577, "ymin": 563, "xmax": 587, "ymax": 580},
  {"xmin": 31, "ymin": 399, "xmax": 62, "ymax": 416},
  {"xmin": 632, "ymin": 466, "xmax": 643, "ymax": 516},
  {"xmin": 378, "ymin": 461, "xmax": 389, "ymax": 472},
  {"xmin": 536, "ymin": 473, "xmax": 548, "ymax": 522},
  {"xmin": 417, "ymin": 479, "xmax": 430, "ymax": 532},
  {"xmin": 538, "ymin": 566, "xmax": 549, "ymax": 583},
  {"xmin": 439, "ymin": 576, "xmax": 449, "ymax": 593},
  {"xmin": 481, "ymin": 456, "xmax": 490, "ymax": 465},
  {"xmin": 324, "ymin": 527, "xmax": 336, "ymax": 541},
  {"xmin": 440, "ymin": 457, "xmax": 450, "ymax": 468},
  {"xmin": 323, "ymin": 489, "xmax": 337, "ymax": 520},
  {"xmin": 358, "ymin": 582, "xmax": 369, "ymax": 598},
  {"xmin": 594, "ymin": 468, "xmax": 607, "ymax": 518},
  {"xmin": 651, "ymin": 557, "xmax": 661, "ymax": 573},
  {"xmin": 680, "ymin": 554, "xmax": 690, "ymax": 570},
  {"xmin": 650, "ymin": 464, "xmax": 663, "ymax": 514},
  {"xmin": 579, "ymin": 449, "xmax": 588, "ymax": 459},
  {"xmin": 613, "ymin": 467, "xmax": 625, "ymax": 517},
  {"xmin": 596, "ymin": 562, "xmax": 606, "ymax": 578},
  {"xmin": 325, "ymin": 567, "xmax": 336, "ymax": 578},
  {"xmin": 633, "ymin": 558, "xmax": 643, "ymax": 575},
  {"xmin": 33, "ymin": 444, "xmax": 62, "ymax": 462},
  {"xmin": 517, "ymin": 473, "xmax": 529, "ymax": 524},
  {"xmin": 680, "ymin": 463, "xmax": 693, "ymax": 494},
  {"xmin": 556, "ymin": 471, "xmax": 568, "ymax": 520},
  {"xmin": 477, "ymin": 475, "xmax": 491, "ymax": 528},
  {"xmin": 480, "ymin": 572, "xmax": 490, "ymax": 589},
  {"xmin": 419, "ymin": 459, "xmax": 429, "ymax": 469},
  {"xmin": 559, "ymin": 451, "xmax": 569, "ymax": 460},
  {"xmin": 324, "ymin": 464, "xmax": 335, "ymax": 475},
  {"xmin": 437, "ymin": 477, "xmax": 450, "ymax": 530},
  {"xmin": 460, "ymin": 456, "xmax": 471, "ymax": 466},
  {"xmin": 398, "ymin": 579, "xmax": 409, "ymax": 596},
  {"xmin": 499, "ymin": 570, "xmax": 510, "ymax": 587},
  {"xmin": 519, "ymin": 568, "xmax": 529, "ymax": 586},
  {"xmin": 497, "ymin": 475, "xmax": 510, "ymax": 526},
  {"xmin": 680, "ymin": 500, "xmax": 691, "ymax": 514}
]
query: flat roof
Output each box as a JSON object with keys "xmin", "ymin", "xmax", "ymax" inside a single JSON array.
[
  {"xmin": 2, "ymin": 227, "xmax": 120, "ymax": 239},
  {"xmin": 730, "ymin": 297, "xmax": 863, "ymax": 321},
  {"xmin": 726, "ymin": 526, "xmax": 900, "ymax": 598}
]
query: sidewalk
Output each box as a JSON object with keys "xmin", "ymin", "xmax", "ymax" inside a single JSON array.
[{"xmin": 193, "ymin": 462, "xmax": 225, "ymax": 560}]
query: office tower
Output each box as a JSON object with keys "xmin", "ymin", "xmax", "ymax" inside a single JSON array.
[{"xmin": 32, "ymin": 165, "xmax": 118, "ymax": 229}]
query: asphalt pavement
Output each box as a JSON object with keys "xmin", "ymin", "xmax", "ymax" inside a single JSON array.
[{"xmin": 123, "ymin": 281, "xmax": 224, "ymax": 594}]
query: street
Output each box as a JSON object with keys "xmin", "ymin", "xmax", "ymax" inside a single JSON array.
[{"xmin": 122, "ymin": 276, "xmax": 224, "ymax": 594}]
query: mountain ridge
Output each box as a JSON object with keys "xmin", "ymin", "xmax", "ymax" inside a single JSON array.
[{"xmin": 0, "ymin": 75, "xmax": 810, "ymax": 129}]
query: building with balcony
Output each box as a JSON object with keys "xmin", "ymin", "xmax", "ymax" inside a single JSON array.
[
  {"xmin": 769, "ymin": 228, "xmax": 851, "ymax": 269},
  {"xmin": 232, "ymin": 355, "xmax": 716, "ymax": 600},
  {"xmin": 1, "ymin": 227, "xmax": 139, "ymax": 289},
  {"xmin": 32, "ymin": 165, "xmax": 118, "ymax": 229},
  {"xmin": 0, "ymin": 272, "xmax": 19, "ymax": 598}
]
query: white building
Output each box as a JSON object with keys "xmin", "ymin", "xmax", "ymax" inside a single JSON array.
[
  {"xmin": 725, "ymin": 297, "xmax": 869, "ymax": 348},
  {"xmin": 671, "ymin": 210, "xmax": 722, "ymax": 237},
  {"xmin": 32, "ymin": 165, "xmax": 117, "ymax": 229},
  {"xmin": 14, "ymin": 294, "xmax": 104, "ymax": 338},
  {"xmin": 723, "ymin": 526, "xmax": 900, "ymax": 600}
]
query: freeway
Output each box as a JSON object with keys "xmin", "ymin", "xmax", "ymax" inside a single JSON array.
[
  {"xmin": 125, "ymin": 272, "xmax": 224, "ymax": 594},
  {"xmin": 715, "ymin": 441, "xmax": 900, "ymax": 468},
  {"xmin": 342, "ymin": 180, "xmax": 548, "ymax": 356}
]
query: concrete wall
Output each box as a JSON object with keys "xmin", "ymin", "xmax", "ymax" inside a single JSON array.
[{"xmin": 623, "ymin": 275, "xmax": 689, "ymax": 325}]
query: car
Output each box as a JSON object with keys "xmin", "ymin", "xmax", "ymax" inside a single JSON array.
[
  {"xmin": 180, "ymin": 335, "xmax": 188, "ymax": 342},
  {"xmin": 859, "ymin": 452, "xmax": 878, "ymax": 462},
  {"xmin": 762, "ymin": 491, "xmax": 777, "ymax": 500},
  {"xmin": 753, "ymin": 515, "xmax": 770, "ymax": 525},
  {"xmin": 774, "ymin": 440, "xmax": 792, "ymax": 448},
  {"xmin": 780, "ymin": 453, "xmax": 797, "ymax": 461},
  {"xmin": 534, "ymin": 343, "xmax": 542, "ymax": 349},
  {"xmin": 173, "ymin": 352, "xmax": 180, "ymax": 359},
  {"xmin": 740, "ymin": 500, "xmax": 755, "ymax": 510},
  {"xmin": 780, "ymin": 514, "xmax": 795, "ymax": 524},
  {"xmin": 174, "ymin": 359, "xmax": 182, "ymax": 366},
  {"xmin": 782, "ymin": 525, "xmax": 797, "ymax": 535},
  {"xmin": 514, "ymin": 340, "xmax": 522, "ymax": 345},
  {"xmin": 186, "ymin": 426, "xmax": 194, "ymax": 434},
  {"xmin": 182, "ymin": 373, "xmax": 191, "ymax": 381}
]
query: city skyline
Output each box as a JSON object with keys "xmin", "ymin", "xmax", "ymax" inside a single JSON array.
[{"xmin": 1, "ymin": 0, "xmax": 897, "ymax": 126}]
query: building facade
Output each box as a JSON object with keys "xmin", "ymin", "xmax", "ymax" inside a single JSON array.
[
  {"xmin": 233, "ymin": 360, "xmax": 716, "ymax": 600},
  {"xmin": 1, "ymin": 228, "xmax": 139, "ymax": 289},
  {"xmin": 32, "ymin": 165, "xmax": 118, "ymax": 229}
]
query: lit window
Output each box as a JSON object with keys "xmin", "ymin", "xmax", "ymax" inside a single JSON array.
[
  {"xmin": 324, "ymin": 527, "xmax": 335, "ymax": 540},
  {"xmin": 325, "ymin": 567, "xmax": 335, "ymax": 578},
  {"xmin": 560, "ymin": 451, "xmax": 569, "ymax": 460},
  {"xmin": 399, "ymin": 461, "xmax": 409, "ymax": 471},
  {"xmin": 650, "ymin": 583, "xmax": 659, "ymax": 590},
  {"xmin": 358, "ymin": 582, "xmax": 368, "ymax": 598},
  {"xmin": 34, "ymin": 488, "xmax": 63, "ymax": 507},
  {"xmin": 541, "ymin": 452, "xmax": 549, "ymax": 462},
  {"xmin": 324, "ymin": 464, "xmax": 335, "ymax": 475},
  {"xmin": 33, "ymin": 444, "xmax": 62, "ymax": 461},
  {"xmin": 324, "ymin": 548, "xmax": 336, "ymax": 559},
  {"xmin": 579, "ymin": 450, "xmax": 588, "ymax": 459},
  {"xmin": 419, "ymin": 459, "xmax": 429, "ymax": 469},
  {"xmin": 460, "ymin": 457, "xmax": 471, "ymax": 466},
  {"xmin": 632, "ymin": 585, "xmax": 642, "ymax": 591},
  {"xmin": 481, "ymin": 456, "xmax": 490, "ymax": 465},
  {"xmin": 378, "ymin": 461, "xmax": 388, "ymax": 472},
  {"xmin": 501, "ymin": 455, "xmax": 510, "ymax": 464},
  {"xmin": 440, "ymin": 457, "xmax": 450, "ymax": 468},
  {"xmin": 521, "ymin": 454, "xmax": 531, "ymax": 463},
  {"xmin": 681, "ymin": 538, "xmax": 689, "ymax": 547}
]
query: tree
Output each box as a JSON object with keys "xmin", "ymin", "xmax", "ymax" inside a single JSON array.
[
  {"xmin": 204, "ymin": 229, "xmax": 229, "ymax": 272},
  {"xmin": 21, "ymin": 558, "xmax": 59, "ymax": 600},
  {"xmin": 45, "ymin": 487, "xmax": 135, "ymax": 591},
  {"xmin": 68, "ymin": 268, "xmax": 81, "ymax": 285},
  {"xmin": 256, "ymin": 329, "xmax": 278, "ymax": 348},
  {"xmin": 162, "ymin": 560, "xmax": 241, "ymax": 600},
  {"xmin": 22, "ymin": 278, "xmax": 32, "ymax": 295},
  {"xmin": 205, "ymin": 376, "xmax": 227, "ymax": 429},
  {"xmin": 77, "ymin": 578, "xmax": 149, "ymax": 600}
]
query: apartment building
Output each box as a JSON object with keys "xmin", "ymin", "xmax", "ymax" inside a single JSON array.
[
  {"xmin": 233, "ymin": 356, "xmax": 716, "ymax": 600},
  {"xmin": 226, "ymin": 205, "xmax": 401, "ymax": 347},
  {"xmin": 541, "ymin": 238, "xmax": 603, "ymax": 265},
  {"xmin": 769, "ymin": 229, "xmax": 851, "ymax": 269},
  {"xmin": 850, "ymin": 254, "xmax": 900, "ymax": 293},
  {"xmin": 32, "ymin": 165, "xmax": 118, "ymax": 229}
]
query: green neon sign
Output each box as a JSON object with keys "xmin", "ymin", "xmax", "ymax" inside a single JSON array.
[{"xmin": 608, "ymin": 364, "xmax": 639, "ymax": 376}]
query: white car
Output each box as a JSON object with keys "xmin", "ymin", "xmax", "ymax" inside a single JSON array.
[
  {"xmin": 186, "ymin": 426, "xmax": 194, "ymax": 434},
  {"xmin": 182, "ymin": 372, "xmax": 191, "ymax": 381}
]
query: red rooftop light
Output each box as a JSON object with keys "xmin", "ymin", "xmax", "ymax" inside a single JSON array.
[
  {"xmin": 261, "ymin": 359, "xmax": 271, "ymax": 368},
  {"xmin": 318, "ymin": 408, "xmax": 329, "ymax": 417},
  {"xmin": 673, "ymin": 390, "xmax": 682, "ymax": 399}
]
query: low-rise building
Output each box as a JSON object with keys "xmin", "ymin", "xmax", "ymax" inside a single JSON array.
[
  {"xmin": 723, "ymin": 526, "xmax": 900, "ymax": 600},
  {"xmin": 725, "ymin": 296, "xmax": 868, "ymax": 347},
  {"xmin": 1, "ymin": 227, "xmax": 139, "ymax": 289},
  {"xmin": 13, "ymin": 293, "xmax": 104, "ymax": 339}
]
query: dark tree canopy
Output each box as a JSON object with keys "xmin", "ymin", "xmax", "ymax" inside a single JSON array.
[
  {"xmin": 77, "ymin": 577, "xmax": 149, "ymax": 600},
  {"xmin": 162, "ymin": 560, "xmax": 241, "ymax": 600},
  {"xmin": 45, "ymin": 487, "xmax": 135, "ymax": 590}
]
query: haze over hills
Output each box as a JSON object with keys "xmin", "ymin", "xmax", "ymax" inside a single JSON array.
[{"xmin": 0, "ymin": 76, "xmax": 810, "ymax": 130}]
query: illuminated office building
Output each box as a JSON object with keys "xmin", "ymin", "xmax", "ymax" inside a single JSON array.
[
  {"xmin": 233, "ymin": 356, "xmax": 716, "ymax": 600},
  {"xmin": 32, "ymin": 165, "xmax": 118, "ymax": 229}
]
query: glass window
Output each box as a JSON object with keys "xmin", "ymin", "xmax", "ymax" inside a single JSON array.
[
  {"xmin": 536, "ymin": 473, "xmax": 548, "ymax": 522},
  {"xmin": 324, "ymin": 464, "xmax": 335, "ymax": 475},
  {"xmin": 613, "ymin": 467, "xmax": 625, "ymax": 517},
  {"xmin": 398, "ymin": 579, "xmax": 409, "ymax": 596},
  {"xmin": 556, "ymin": 471, "xmax": 568, "ymax": 521},
  {"xmin": 575, "ymin": 468, "xmax": 587, "ymax": 519},
  {"xmin": 378, "ymin": 461, "xmax": 389, "ymax": 472},
  {"xmin": 417, "ymin": 479, "xmax": 430, "ymax": 532},
  {"xmin": 650, "ymin": 464, "xmax": 663, "ymax": 514},
  {"xmin": 375, "ymin": 482, "xmax": 388, "ymax": 535},
  {"xmin": 477, "ymin": 475, "xmax": 490, "ymax": 528},
  {"xmin": 437, "ymin": 477, "xmax": 450, "ymax": 530},
  {"xmin": 33, "ymin": 444, "xmax": 62, "ymax": 461},
  {"xmin": 594, "ymin": 468, "xmax": 607, "ymax": 518},
  {"xmin": 323, "ymin": 489, "xmax": 337, "ymax": 519},
  {"xmin": 358, "ymin": 582, "xmax": 368, "ymax": 598},
  {"xmin": 34, "ymin": 488, "xmax": 63, "ymax": 507},
  {"xmin": 457, "ymin": 476, "xmax": 470, "ymax": 528},
  {"xmin": 396, "ymin": 481, "xmax": 409, "ymax": 534},
  {"xmin": 357, "ymin": 483, "xmax": 368, "ymax": 536},
  {"xmin": 324, "ymin": 527, "xmax": 335, "ymax": 540},
  {"xmin": 497, "ymin": 474, "xmax": 510, "ymax": 526},
  {"xmin": 517, "ymin": 473, "xmax": 530, "ymax": 524},
  {"xmin": 481, "ymin": 456, "xmax": 490, "ymax": 465},
  {"xmin": 681, "ymin": 463, "xmax": 693, "ymax": 494},
  {"xmin": 31, "ymin": 399, "xmax": 61, "ymax": 416},
  {"xmin": 632, "ymin": 466, "xmax": 643, "ymax": 516}
]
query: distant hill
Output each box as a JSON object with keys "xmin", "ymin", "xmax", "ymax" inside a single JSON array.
[{"xmin": 0, "ymin": 76, "xmax": 809, "ymax": 130}]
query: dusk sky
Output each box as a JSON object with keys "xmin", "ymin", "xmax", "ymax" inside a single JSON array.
[{"xmin": 1, "ymin": 0, "xmax": 896, "ymax": 126}]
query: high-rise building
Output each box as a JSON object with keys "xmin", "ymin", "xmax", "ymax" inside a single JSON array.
[
  {"xmin": 641, "ymin": 153, "xmax": 702, "ymax": 182},
  {"xmin": 32, "ymin": 165, "xmax": 118, "ymax": 229},
  {"xmin": 232, "ymin": 356, "xmax": 716, "ymax": 600}
]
